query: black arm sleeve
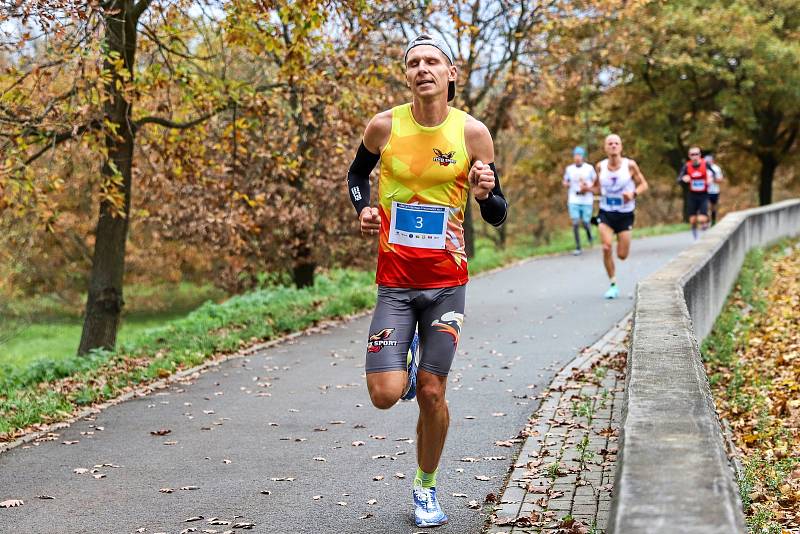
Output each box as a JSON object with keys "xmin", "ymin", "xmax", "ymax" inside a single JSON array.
[
  {"xmin": 676, "ymin": 163, "xmax": 687, "ymax": 183},
  {"xmin": 347, "ymin": 142, "xmax": 380, "ymax": 217},
  {"xmin": 476, "ymin": 162, "xmax": 508, "ymax": 227}
]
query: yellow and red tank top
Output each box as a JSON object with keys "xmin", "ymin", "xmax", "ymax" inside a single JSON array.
[{"xmin": 376, "ymin": 103, "xmax": 470, "ymax": 288}]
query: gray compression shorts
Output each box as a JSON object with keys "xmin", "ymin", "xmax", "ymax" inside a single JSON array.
[{"xmin": 365, "ymin": 284, "xmax": 466, "ymax": 377}]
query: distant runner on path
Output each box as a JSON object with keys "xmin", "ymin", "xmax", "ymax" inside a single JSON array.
[
  {"xmin": 677, "ymin": 146, "xmax": 716, "ymax": 239},
  {"xmin": 563, "ymin": 146, "xmax": 595, "ymax": 255},
  {"xmin": 588, "ymin": 134, "xmax": 649, "ymax": 299},
  {"xmin": 346, "ymin": 34, "xmax": 508, "ymax": 528},
  {"xmin": 705, "ymin": 154, "xmax": 724, "ymax": 226}
]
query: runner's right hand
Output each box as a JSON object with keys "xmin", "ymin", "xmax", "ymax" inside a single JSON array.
[
  {"xmin": 360, "ymin": 206, "xmax": 380, "ymax": 237},
  {"xmin": 681, "ymin": 175, "xmax": 690, "ymax": 183}
]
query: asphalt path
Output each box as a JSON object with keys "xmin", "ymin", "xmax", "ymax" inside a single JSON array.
[{"xmin": 0, "ymin": 232, "xmax": 690, "ymax": 534}]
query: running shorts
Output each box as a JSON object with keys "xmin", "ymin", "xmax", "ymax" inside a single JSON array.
[
  {"xmin": 597, "ymin": 210, "xmax": 635, "ymax": 234},
  {"xmin": 568, "ymin": 203, "xmax": 593, "ymax": 224},
  {"xmin": 365, "ymin": 284, "xmax": 466, "ymax": 377},
  {"xmin": 708, "ymin": 193, "xmax": 720, "ymax": 205},
  {"xmin": 688, "ymin": 192, "xmax": 709, "ymax": 216}
]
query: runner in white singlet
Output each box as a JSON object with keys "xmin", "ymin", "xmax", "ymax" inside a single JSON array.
[{"xmin": 585, "ymin": 134, "xmax": 649, "ymax": 299}]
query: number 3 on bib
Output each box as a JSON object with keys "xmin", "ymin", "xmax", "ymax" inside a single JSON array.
[{"xmin": 389, "ymin": 201, "xmax": 448, "ymax": 250}]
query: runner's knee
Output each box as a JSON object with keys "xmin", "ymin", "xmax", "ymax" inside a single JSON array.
[
  {"xmin": 417, "ymin": 382, "xmax": 445, "ymax": 411},
  {"xmin": 602, "ymin": 242, "xmax": 613, "ymax": 254},
  {"xmin": 617, "ymin": 250, "xmax": 629, "ymax": 260},
  {"xmin": 368, "ymin": 384, "xmax": 401, "ymax": 410}
]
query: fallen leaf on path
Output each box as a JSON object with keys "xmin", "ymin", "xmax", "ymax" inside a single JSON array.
[
  {"xmin": 373, "ymin": 475, "xmax": 384, "ymax": 481},
  {"xmin": 270, "ymin": 477, "xmax": 295, "ymax": 482},
  {"xmin": 394, "ymin": 472, "xmax": 405, "ymax": 479},
  {"xmin": 185, "ymin": 516, "xmax": 204, "ymax": 522},
  {"xmin": 494, "ymin": 440, "xmax": 514, "ymax": 447},
  {"xmin": 359, "ymin": 513, "xmax": 373, "ymax": 519},
  {"xmin": 367, "ymin": 499, "xmax": 377, "ymax": 505},
  {"xmin": 336, "ymin": 501, "xmax": 347, "ymax": 506},
  {"xmin": 260, "ymin": 491, "xmax": 271, "ymax": 495},
  {"xmin": 452, "ymin": 493, "xmax": 468, "ymax": 498},
  {"xmin": 0, "ymin": 499, "xmax": 23, "ymax": 508},
  {"xmin": 180, "ymin": 485, "xmax": 199, "ymax": 490},
  {"xmin": 73, "ymin": 468, "xmax": 89, "ymax": 474},
  {"xmin": 164, "ymin": 441, "xmax": 178, "ymax": 446},
  {"xmin": 467, "ymin": 500, "xmax": 480, "ymax": 509},
  {"xmin": 36, "ymin": 495, "xmax": 54, "ymax": 500},
  {"xmin": 312, "ymin": 495, "xmax": 322, "ymax": 500},
  {"xmin": 461, "ymin": 457, "xmax": 479, "ymax": 463},
  {"xmin": 474, "ymin": 475, "xmax": 491, "ymax": 481},
  {"xmin": 313, "ymin": 457, "xmax": 326, "ymax": 462},
  {"xmin": 233, "ymin": 522, "xmax": 255, "ymax": 529},
  {"xmin": 62, "ymin": 440, "xmax": 79, "ymax": 445},
  {"xmin": 159, "ymin": 488, "xmax": 174, "ymax": 493},
  {"xmin": 150, "ymin": 428, "xmax": 171, "ymax": 436},
  {"xmin": 352, "ymin": 441, "xmax": 365, "ymax": 447}
]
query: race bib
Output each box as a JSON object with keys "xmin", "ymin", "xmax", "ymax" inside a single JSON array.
[
  {"xmin": 691, "ymin": 179, "xmax": 706, "ymax": 192},
  {"xmin": 389, "ymin": 202, "xmax": 448, "ymax": 250},
  {"xmin": 605, "ymin": 195, "xmax": 624, "ymax": 207}
]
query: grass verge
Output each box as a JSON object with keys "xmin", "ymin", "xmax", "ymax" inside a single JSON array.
[
  {"xmin": 702, "ymin": 239, "xmax": 800, "ymax": 533},
  {"xmin": 0, "ymin": 223, "xmax": 687, "ymax": 440}
]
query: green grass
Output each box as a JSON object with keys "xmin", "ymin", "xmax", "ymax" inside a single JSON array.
[
  {"xmin": 0, "ymin": 223, "xmax": 688, "ymax": 438},
  {"xmin": 702, "ymin": 239, "xmax": 798, "ymax": 534}
]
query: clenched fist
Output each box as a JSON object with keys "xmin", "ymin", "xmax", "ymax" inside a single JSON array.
[
  {"xmin": 359, "ymin": 206, "xmax": 380, "ymax": 237},
  {"xmin": 469, "ymin": 160, "xmax": 495, "ymax": 201}
]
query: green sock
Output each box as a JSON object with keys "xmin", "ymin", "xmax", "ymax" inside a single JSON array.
[{"xmin": 414, "ymin": 467, "xmax": 437, "ymax": 489}]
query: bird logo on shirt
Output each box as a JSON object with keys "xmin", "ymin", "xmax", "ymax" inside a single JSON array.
[{"xmin": 433, "ymin": 148, "xmax": 457, "ymax": 167}]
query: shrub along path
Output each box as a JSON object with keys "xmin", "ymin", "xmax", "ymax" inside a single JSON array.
[{"xmin": 0, "ymin": 233, "xmax": 687, "ymax": 533}]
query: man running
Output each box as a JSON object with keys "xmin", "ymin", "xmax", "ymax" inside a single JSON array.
[
  {"xmin": 677, "ymin": 146, "xmax": 715, "ymax": 239},
  {"xmin": 346, "ymin": 34, "xmax": 508, "ymax": 528},
  {"xmin": 587, "ymin": 134, "xmax": 648, "ymax": 299},
  {"xmin": 705, "ymin": 153, "xmax": 724, "ymax": 226},
  {"xmin": 563, "ymin": 146, "xmax": 595, "ymax": 255}
]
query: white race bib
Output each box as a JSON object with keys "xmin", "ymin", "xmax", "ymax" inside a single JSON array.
[{"xmin": 389, "ymin": 201, "xmax": 448, "ymax": 250}]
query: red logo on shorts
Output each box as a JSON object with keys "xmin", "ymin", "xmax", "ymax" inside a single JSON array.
[{"xmin": 368, "ymin": 328, "xmax": 398, "ymax": 353}]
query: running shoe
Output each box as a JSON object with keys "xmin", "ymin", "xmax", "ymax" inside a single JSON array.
[
  {"xmin": 401, "ymin": 331, "xmax": 420, "ymax": 401},
  {"xmin": 413, "ymin": 486, "xmax": 448, "ymax": 527},
  {"xmin": 572, "ymin": 248, "xmax": 582, "ymax": 256},
  {"xmin": 603, "ymin": 284, "xmax": 620, "ymax": 299}
]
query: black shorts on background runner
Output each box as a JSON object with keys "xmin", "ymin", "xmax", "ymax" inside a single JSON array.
[
  {"xmin": 708, "ymin": 193, "xmax": 720, "ymax": 205},
  {"xmin": 597, "ymin": 210, "xmax": 635, "ymax": 234},
  {"xmin": 688, "ymin": 192, "xmax": 709, "ymax": 216}
]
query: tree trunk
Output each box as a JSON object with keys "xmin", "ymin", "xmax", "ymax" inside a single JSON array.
[
  {"xmin": 464, "ymin": 200, "xmax": 475, "ymax": 258},
  {"xmin": 292, "ymin": 241, "xmax": 316, "ymax": 288},
  {"xmin": 78, "ymin": 1, "xmax": 138, "ymax": 355},
  {"xmin": 757, "ymin": 153, "xmax": 777, "ymax": 206}
]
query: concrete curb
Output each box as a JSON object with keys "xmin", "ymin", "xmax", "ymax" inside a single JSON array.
[{"xmin": 608, "ymin": 199, "xmax": 800, "ymax": 533}]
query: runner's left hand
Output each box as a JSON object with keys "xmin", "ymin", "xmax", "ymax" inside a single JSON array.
[
  {"xmin": 623, "ymin": 191, "xmax": 635, "ymax": 202},
  {"xmin": 469, "ymin": 160, "xmax": 495, "ymax": 201}
]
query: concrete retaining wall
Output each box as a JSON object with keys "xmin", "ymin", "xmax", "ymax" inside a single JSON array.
[{"xmin": 608, "ymin": 199, "xmax": 800, "ymax": 533}]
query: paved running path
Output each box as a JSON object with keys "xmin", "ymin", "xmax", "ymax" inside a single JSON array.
[{"xmin": 0, "ymin": 233, "xmax": 689, "ymax": 534}]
